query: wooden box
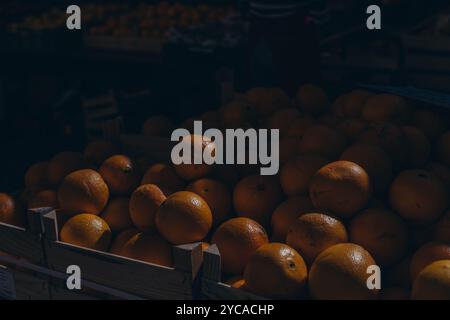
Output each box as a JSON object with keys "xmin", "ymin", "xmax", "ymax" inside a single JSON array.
[
  {"xmin": 201, "ymin": 244, "xmax": 266, "ymax": 300},
  {"xmin": 41, "ymin": 210, "xmax": 203, "ymax": 300}
]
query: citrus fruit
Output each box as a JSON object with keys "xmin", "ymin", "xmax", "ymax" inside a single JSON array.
[
  {"xmin": 121, "ymin": 232, "xmax": 172, "ymax": 267},
  {"xmin": 410, "ymin": 242, "xmax": 450, "ymax": 280},
  {"xmin": 411, "ymin": 260, "xmax": 450, "ymax": 300},
  {"xmin": 299, "ymin": 125, "xmax": 347, "ymax": 160},
  {"xmin": 271, "ymin": 195, "xmax": 314, "ymax": 242},
  {"xmin": 426, "ymin": 162, "xmax": 450, "ymax": 187},
  {"xmin": 279, "ymin": 137, "xmax": 300, "ymax": 164},
  {"xmin": 349, "ymin": 208, "xmax": 408, "ymax": 266},
  {"xmin": 109, "ymin": 228, "xmax": 140, "ymax": 255},
  {"xmin": 244, "ymin": 243, "xmax": 308, "ymax": 299},
  {"xmin": 99, "ymin": 155, "xmax": 140, "ymax": 195},
  {"xmin": 309, "ymin": 161, "xmax": 371, "ymax": 218},
  {"xmin": 296, "ymin": 84, "xmax": 329, "ymax": 115},
  {"xmin": 309, "ymin": 243, "xmax": 379, "ymax": 300},
  {"xmin": 142, "ymin": 115, "xmax": 174, "ymax": 137},
  {"xmin": 233, "ymin": 175, "xmax": 282, "ymax": 226},
  {"xmin": 0, "ymin": 193, "xmax": 25, "ymax": 227},
  {"xmin": 129, "ymin": 184, "xmax": 166, "ymax": 232},
  {"xmin": 336, "ymin": 118, "xmax": 367, "ymax": 142},
  {"xmin": 361, "ymin": 94, "xmax": 409, "ymax": 124},
  {"xmin": 47, "ymin": 151, "xmax": 88, "ymax": 187},
  {"xmin": 267, "ymin": 108, "xmax": 301, "ymax": 137},
  {"xmin": 412, "ymin": 110, "xmax": 447, "ymax": 141},
  {"xmin": 286, "ymin": 116, "xmax": 315, "ymax": 139},
  {"xmin": 83, "ymin": 139, "xmax": 119, "ymax": 167},
  {"xmin": 28, "ymin": 190, "xmax": 58, "ymax": 209},
  {"xmin": 389, "ymin": 170, "xmax": 448, "ymax": 223},
  {"xmin": 24, "ymin": 161, "xmax": 49, "ymax": 191},
  {"xmin": 156, "ymin": 191, "xmax": 212, "ymax": 244},
  {"xmin": 341, "ymin": 89, "xmax": 373, "ymax": 118},
  {"xmin": 60, "ymin": 213, "xmax": 112, "ymax": 251},
  {"xmin": 141, "ymin": 163, "xmax": 184, "ymax": 195},
  {"xmin": 401, "ymin": 126, "xmax": 431, "ymax": 168},
  {"xmin": 186, "ymin": 178, "xmax": 231, "ymax": 227},
  {"xmin": 58, "ymin": 169, "xmax": 109, "ymax": 216},
  {"xmin": 225, "ymin": 276, "xmax": 246, "ymax": 289},
  {"xmin": 211, "ymin": 217, "xmax": 268, "ymax": 275},
  {"xmin": 101, "ymin": 197, "xmax": 133, "ymax": 233}
]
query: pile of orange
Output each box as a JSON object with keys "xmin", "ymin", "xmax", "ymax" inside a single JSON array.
[{"xmin": 1, "ymin": 84, "xmax": 449, "ymax": 300}]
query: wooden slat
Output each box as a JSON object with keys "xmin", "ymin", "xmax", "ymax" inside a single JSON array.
[
  {"xmin": 12, "ymin": 270, "xmax": 50, "ymax": 300},
  {"xmin": 0, "ymin": 222, "xmax": 43, "ymax": 264},
  {"xmin": 41, "ymin": 210, "xmax": 200, "ymax": 299},
  {"xmin": 201, "ymin": 244, "xmax": 266, "ymax": 300}
]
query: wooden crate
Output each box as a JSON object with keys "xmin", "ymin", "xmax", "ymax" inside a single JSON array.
[
  {"xmin": 201, "ymin": 244, "xmax": 266, "ymax": 300},
  {"xmin": 41, "ymin": 210, "xmax": 203, "ymax": 300}
]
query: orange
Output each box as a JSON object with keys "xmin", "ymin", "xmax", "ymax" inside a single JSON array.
[
  {"xmin": 246, "ymin": 87, "xmax": 292, "ymax": 118},
  {"xmin": 267, "ymin": 108, "xmax": 301, "ymax": 137},
  {"xmin": 47, "ymin": 151, "xmax": 88, "ymax": 187},
  {"xmin": 99, "ymin": 155, "xmax": 140, "ymax": 195},
  {"xmin": 296, "ymin": 84, "xmax": 329, "ymax": 115},
  {"xmin": 286, "ymin": 213, "xmax": 348, "ymax": 265},
  {"xmin": 379, "ymin": 288, "xmax": 410, "ymax": 300},
  {"xmin": 24, "ymin": 161, "xmax": 49, "ymax": 191},
  {"xmin": 309, "ymin": 243, "xmax": 379, "ymax": 300},
  {"xmin": 186, "ymin": 178, "xmax": 231, "ymax": 227},
  {"xmin": 280, "ymin": 155, "xmax": 329, "ymax": 196},
  {"xmin": 109, "ymin": 228, "xmax": 140, "ymax": 255},
  {"xmin": 411, "ymin": 260, "xmax": 450, "ymax": 300},
  {"xmin": 412, "ymin": 110, "xmax": 447, "ymax": 141},
  {"xmin": 341, "ymin": 89, "xmax": 373, "ymax": 118},
  {"xmin": 233, "ymin": 175, "xmax": 283, "ymax": 226},
  {"xmin": 361, "ymin": 94, "xmax": 409, "ymax": 124},
  {"xmin": 84, "ymin": 139, "xmax": 119, "ymax": 167},
  {"xmin": 141, "ymin": 115, "xmax": 174, "ymax": 137},
  {"xmin": 436, "ymin": 131, "xmax": 450, "ymax": 166},
  {"xmin": 173, "ymin": 134, "xmax": 215, "ymax": 181},
  {"xmin": 299, "ymin": 125, "xmax": 347, "ymax": 160},
  {"xmin": 401, "ymin": 126, "xmax": 431, "ymax": 168},
  {"xmin": 121, "ymin": 232, "xmax": 173, "ymax": 267},
  {"xmin": 212, "ymin": 165, "xmax": 240, "ymax": 190},
  {"xmin": 358, "ymin": 122, "xmax": 407, "ymax": 170},
  {"xmin": 309, "ymin": 161, "xmax": 371, "ymax": 218},
  {"xmin": 317, "ymin": 113, "xmax": 342, "ymax": 128},
  {"xmin": 426, "ymin": 162, "xmax": 450, "ymax": 187},
  {"xmin": 200, "ymin": 242, "xmax": 210, "ymax": 251},
  {"xmin": 0, "ymin": 193, "xmax": 25, "ymax": 227},
  {"xmin": 349, "ymin": 208, "xmax": 408, "ymax": 266},
  {"xmin": 101, "ymin": 197, "xmax": 133, "ymax": 233},
  {"xmin": 225, "ymin": 276, "xmax": 246, "ymax": 289},
  {"xmin": 271, "ymin": 195, "xmax": 314, "ymax": 242},
  {"xmin": 410, "ymin": 242, "xmax": 450, "ymax": 280},
  {"xmin": 436, "ymin": 211, "xmax": 450, "ymax": 244},
  {"xmin": 58, "ymin": 169, "xmax": 109, "ymax": 216},
  {"xmin": 211, "ymin": 217, "xmax": 268, "ymax": 274},
  {"xmin": 340, "ymin": 143, "xmax": 393, "ymax": 194},
  {"xmin": 244, "ymin": 243, "xmax": 308, "ymax": 299},
  {"xmin": 28, "ymin": 190, "xmax": 58, "ymax": 209},
  {"xmin": 60, "ymin": 213, "xmax": 112, "ymax": 251},
  {"xmin": 141, "ymin": 163, "xmax": 184, "ymax": 195},
  {"xmin": 129, "ymin": 184, "xmax": 166, "ymax": 232},
  {"xmin": 220, "ymin": 100, "xmax": 256, "ymax": 129},
  {"xmin": 389, "ymin": 170, "xmax": 448, "ymax": 223},
  {"xmin": 335, "ymin": 118, "xmax": 367, "ymax": 142},
  {"xmin": 286, "ymin": 116, "xmax": 315, "ymax": 139},
  {"xmin": 156, "ymin": 191, "xmax": 212, "ymax": 244}
]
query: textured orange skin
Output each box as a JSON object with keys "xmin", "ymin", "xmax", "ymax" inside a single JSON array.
[
  {"xmin": 109, "ymin": 228, "xmax": 140, "ymax": 255},
  {"xmin": 121, "ymin": 232, "xmax": 173, "ymax": 267},
  {"xmin": 187, "ymin": 178, "xmax": 232, "ymax": 227},
  {"xmin": 99, "ymin": 155, "xmax": 140, "ymax": 195},
  {"xmin": 58, "ymin": 169, "xmax": 109, "ymax": 216},
  {"xmin": 279, "ymin": 137, "xmax": 300, "ymax": 164},
  {"xmin": 211, "ymin": 217, "xmax": 268, "ymax": 275},
  {"xmin": 0, "ymin": 193, "xmax": 25, "ymax": 227},
  {"xmin": 83, "ymin": 139, "xmax": 119, "ymax": 167},
  {"xmin": 349, "ymin": 208, "xmax": 408, "ymax": 266},
  {"xmin": 299, "ymin": 125, "xmax": 347, "ymax": 160},
  {"xmin": 340, "ymin": 143, "xmax": 392, "ymax": 194},
  {"xmin": 410, "ymin": 242, "xmax": 450, "ymax": 281},
  {"xmin": 267, "ymin": 108, "xmax": 301, "ymax": 137},
  {"xmin": 389, "ymin": 170, "xmax": 448, "ymax": 223},
  {"xmin": 341, "ymin": 90, "xmax": 374, "ymax": 118},
  {"xmin": 412, "ymin": 260, "xmax": 450, "ymax": 300},
  {"xmin": 280, "ymin": 155, "xmax": 329, "ymax": 197},
  {"xmin": 156, "ymin": 191, "xmax": 212, "ymax": 245},
  {"xmin": 244, "ymin": 243, "xmax": 308, "ymax": 299},
  {"xmin": 47, "ymin": 152, "xmax": 88, "ymax": 187},
  {"xmin": 287, "ymin": 213, "xmax": 348, "ymax": 265},
  {"xmin": 141, "ymin": 163, "xmax": 184, "ymax": 195},
  {"xmin": 309, "ymin": 243, "xmax": 379, "ymax": 300},
  {"xmin": 271, "ymin": 196, "xmax": 314, "ymax": 242},
  {"xmin": 101, "ymin": 197, "xmax": 133, "ymax": 233},
  {"xmin": 247, "ymin": 87, "xmax": 293, "ymax": 118},
  {"xmin": 296, "ymin": 84, "xmax": 329, "ymax": 115},
  {"xmin": 60, "ymin": 213, "xmax": 112, "ymax": 251},
  {"xmin": 401, "ymin": 126, "xmax": 431, "ymax": 168},
  {"xmin": 286, "ymin": 116, "xmax": 316, "ymax": 139},
  {"xmin": 233, "ymin": 175, "xmax": 283, "ymax": 227},
  {"xmin": 362, "ymin": 94, "xmax": 409, "ymax": 124},
  {"xmin": 24, "ymin": 161, "xmax": 50, "ymax": 191},
  {"xmin": 28, "ymin": 190, "xmax": 58, "ymax": 209},
  {"xmin": 336, "ymin": 118, "xmax": 368, "ymax": 142},
  {"xmin": 436, "ymin": 131, "xmax": 450, "ymax": 166},
  {"xmin": 309, "ymin": 161, "xmax": 371, "ymax": 218},
  {"xmin": 129, "ymin": 184, "xmax": 166, "ymax": 232}
]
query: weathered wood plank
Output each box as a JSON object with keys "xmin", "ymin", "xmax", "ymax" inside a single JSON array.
[{"xmin": 0, "ymin": 222, "xmax": 43, "ymax": 264}]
